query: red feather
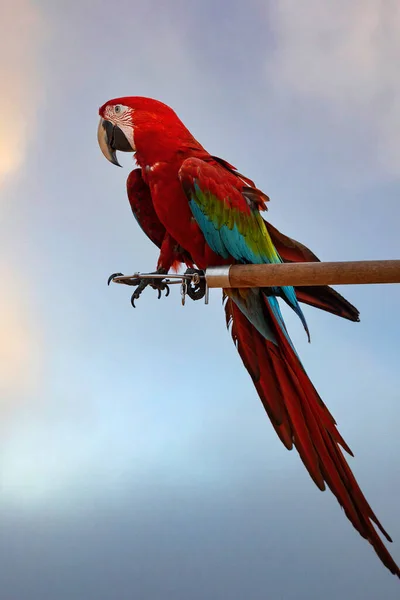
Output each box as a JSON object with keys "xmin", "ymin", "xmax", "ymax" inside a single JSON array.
[
  {"xmin": 213, "ymin": 157, "xmax": 359, "ymax": 322},
  {"xmin": 127, "ymin": 168, "xmax": 192, "ymax": 270},
  {"xmin": 264, "ymin": 220, "xmax": 360, "ymax": 322},
  {"xmin": 225, "ymin": 295, "xmax": 399, "ymax": 577}
]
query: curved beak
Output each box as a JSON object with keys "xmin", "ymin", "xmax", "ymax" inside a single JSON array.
[{"xmin": 97, "ymin": 118, "xmax": 134, "ymax": 167}]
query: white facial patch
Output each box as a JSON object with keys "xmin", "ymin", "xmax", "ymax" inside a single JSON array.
[{"xmin": 104, "ymin": 104, "xmax": 136, "ymax": 151}]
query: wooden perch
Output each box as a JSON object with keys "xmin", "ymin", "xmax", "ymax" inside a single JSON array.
[{"xmin": 205, "ymin": 260, "xmax": 400, "ymax": 289}]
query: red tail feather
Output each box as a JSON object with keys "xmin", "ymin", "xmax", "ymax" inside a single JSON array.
[{"xmin": 225, "ymin": 294, "xmax": 400, "ymax": 577}]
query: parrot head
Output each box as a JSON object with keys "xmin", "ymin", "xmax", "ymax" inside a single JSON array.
[{"xmin": 98, "ymin": 96, "xmax": 198, "ymax": 167}]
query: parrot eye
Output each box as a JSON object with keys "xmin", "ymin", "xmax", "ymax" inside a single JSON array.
[{"xmin": 114, "ymin": 104, "xmax": 125, "ymax": 115}]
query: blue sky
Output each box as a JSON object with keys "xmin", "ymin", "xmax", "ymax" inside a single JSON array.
[{"xmin": 0, "ymin": 0, "xmax": 399, "ymax": 598}]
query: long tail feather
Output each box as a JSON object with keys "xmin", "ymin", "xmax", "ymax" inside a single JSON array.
[{"xmin": 225, "ymin": 291, "xmax": 400, "ymax": 578}]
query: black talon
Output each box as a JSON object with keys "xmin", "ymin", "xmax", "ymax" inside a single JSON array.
[
  {"xmin": 165, "ymin": 285, "xmax": 170, "ymax": 298},
  {"xmin": 116, "ymin": 268, "xmax": 170, "ymax": 308},
  {"xmin": 108, "ymin": 272, "xmax": 124, "ymax": 286}
]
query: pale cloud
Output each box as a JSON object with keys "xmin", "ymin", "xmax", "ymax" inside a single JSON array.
[
  {"xmin": 0, "ymin": 2, "xmax": 45, "ymax": 412},
  {"xmin": 0, "ymin": 1, "xmax": 45, "ymax": 186},
  {"xmin": 0, "ymin": 265, "xmax": 42, "ymax": 407},
  {"xmin": 266, "ymin": 0, "xmax": 400, "ymax": 175}
]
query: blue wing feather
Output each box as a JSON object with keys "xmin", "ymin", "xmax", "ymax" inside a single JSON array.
[{"xmin": 182, "ymin": 158, "xmax": 310, "ymax": 341}]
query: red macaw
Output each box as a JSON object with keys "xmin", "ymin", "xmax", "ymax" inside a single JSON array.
[{"xmin": 97, "ymin": 96, "xmax": 399, "ymax": 577}]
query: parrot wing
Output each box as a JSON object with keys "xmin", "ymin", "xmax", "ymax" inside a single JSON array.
[
  {"xmin": 179, "ymin": 158, "xmax": 275, "ymax": 265},
  {"xmin": 180, "ymin": 155, "xmax": 358, "ymax": 323},
  {"xmin": 126, "ymin": 168, "xmax": 167, "ymax": 249},
  {"xmin": 210, "ymin": 156, "xmax": 360, "ymax": 322},
  {"xmin": 178, "ymin": 156, "xmax": 310, "ymax": 337},
  {"xmin": 127, "ymin": 168, "xmax": 192, "ymax": 268}
]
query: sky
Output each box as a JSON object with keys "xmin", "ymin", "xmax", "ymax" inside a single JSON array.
[{"xmin": 0, "ymin": 0, "xmax": 399, "ymax": 598}]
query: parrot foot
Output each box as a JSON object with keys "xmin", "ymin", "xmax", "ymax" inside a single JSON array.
[
  {"xmin": 130, "ymin": 269, "xmax": 170, "ymax": 308},
  {"xmin": 108, "ymin": 268, "xmax": 208, "ymax": 307},
  {"xmin": 107, "ymin": 269, "xmax": 170, "ymax": 307}
]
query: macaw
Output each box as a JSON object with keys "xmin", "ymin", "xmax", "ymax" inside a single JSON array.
[{"xmin": 97, "ymin": 96, "xmax": 399, "ymax": 577}]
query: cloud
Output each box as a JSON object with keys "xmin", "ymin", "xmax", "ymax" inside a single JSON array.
[
  {"xmin": 0, "ymin": 1, "xmax": 45, "ymax": 186},
  {"xmin": 265, "ymin": 0, "xmax": 400, "ymax": 176},
  {"xmin": 0, "ymin": 264, "xmax": 42, "ymax": 406}
]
